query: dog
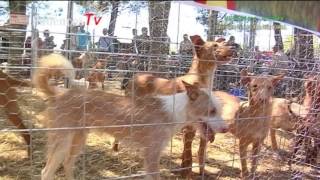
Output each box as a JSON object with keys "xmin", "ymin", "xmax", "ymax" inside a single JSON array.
[
  {"xmin": 123, "ymin": 35, "xmax": 234, "ymax": 177},
  {"xmin": 228, "ymin": 69, "xmax": 284, "ymax": 179},
  {"xmin": 269, "ymin": 97, "xmax": 308, "ymax": 151},
  {"xmin": 289, "ymin": 75, "xmax": 320, "ymax": 166},
  {"xmin": 87, "ymin": 60, "xmax": 106, "ymax": 90},
  {"xmin": 73, "ymin": 53, "xmax": 106, "ymax": 90},
  {"xmin": 72, "ymin": 53, "xmax": 87, "ymax": 80},
  {"xmin": 197, "ymin": 90, "xmax": 240, "ymax": 174},
  {"xmin": 33, "ymin": 53, "xmax": 228, "ymax": 180},
  {"xmin": 0, "ymin": 70, "xmax": 31, "ymax": 155}
]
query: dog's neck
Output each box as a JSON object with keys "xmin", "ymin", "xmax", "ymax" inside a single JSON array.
[
  {"xmin": 187, "ymin": 56, "xmax": 216, "ymax": 86},
  {"xmin": 159, "ymin": 92, "xmax": 188, "ymax": 124},
  {"xmin": 247, "ymin": 92, "xmax": 272, "ymax": 114},
  {"xmin": 303, "ymin": 93, "xmax": 312, "ymax": 108}
]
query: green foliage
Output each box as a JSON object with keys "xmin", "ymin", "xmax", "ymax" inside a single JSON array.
[
  {"xmin": 74, "ymin": 1, "xmax": 146, "ymax": 16},
  {"xmin": 236, "ymin": 1, "xmax": 319, "ymax": 32},
  {"xmin": 283, "ymin": 35, "xmax": 294, "ymax": 52},
  {"xmin": 195, "ymin": 9, "xmax": 227, "ymax": 35},
  {"xmin": 125, "ymin": 1, "xmax": 147, "ymax": 15}
]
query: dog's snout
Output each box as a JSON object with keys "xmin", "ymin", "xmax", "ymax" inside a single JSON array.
[
  {"xmin": 221, "ymin": 127, "xmax": 229, "ymax": 133},
  {"xmin": 229, "ymin": 45, "xmax": 235, "ymax": 49}
]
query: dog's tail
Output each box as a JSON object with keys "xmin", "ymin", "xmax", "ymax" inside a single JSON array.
[{"xmin": 33, "ymin": 53, "xmax": 75, "ymax": 97}]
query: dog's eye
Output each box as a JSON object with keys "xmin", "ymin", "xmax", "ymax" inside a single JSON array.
[
  {"xmin": 268, "ymin": 86, "xmax": 272, "ymax": 90},
  {"xmin": 209, "ymin": 109, "xmax": 216, "ymax": 115},
  {"xmin": 213, "ymin": 44, "xmax": 218, "ymax": 48}
]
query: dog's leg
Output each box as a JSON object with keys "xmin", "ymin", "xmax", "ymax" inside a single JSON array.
[
  {"xmin": 270, "ymin": 128, "xmax": 278, "ymax": 151},
  {"xmin": 251, "ymin": 141, "xmax": 262, "ymax": 176},
  {"xmin": 181, "ymin": 125, "xmax": 196, "ymax": 178},
  {"xmin": 304, "ymin": 136, "xmax": 313, "ymax": 164},
  {"xmin": 101, "ymin": 81, "xmax": 105, "ymax": 90},
  {"xmin": 239, "ymin": 139, "xmax": 249, "ymax": 178},
  {"xmin": 288, "ymin": 127, "xmax": 305, "ymax": 166},
  {"xmin": 112, "ymin": 139, "xmax": 119, "ymax": 152},
  {"xmin": 143, "ymin": 146, "xmax": 162, "ymax": 180},
  {"xmin": 42, "ymin": 132, "xmax": 74, "ymax": 180},
  {"xmin": 63, "ymin": 131, "xmax": 87, "ymax": 180},
  {"xmin": 198, "ymin": 137, "xmax": 208, "ymax": 175},
  {"xmin": 2, "ymin": 90, "xmax": 31, "ymax": 156}
]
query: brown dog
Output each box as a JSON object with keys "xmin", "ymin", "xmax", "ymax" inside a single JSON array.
[
  {"xmin": 290, "ymin": 75, "xmax": 320, "ymax": 166},
  {"xmin": 72, "ymin": 52, "xmax": 96, "ymax": 80},
  {"xmin": 229, "ymin": 69, "xmax": 284, "ymax": 179},
  {"xmin": 33, "ymin": 53, "xmax": 228, "ymax": 180},
  {"xmin": 0, "ymin": 70, "xmax": 31, "ymax": 155},
  {"xmin": 87, "ymin": 60, "xmax": 106, "ymax": 90},
  {"xmin": 123, "ymin": 35, "xmax": 234, "ymax": 177}
]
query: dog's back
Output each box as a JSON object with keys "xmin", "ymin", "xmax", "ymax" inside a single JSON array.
[
  {"xmin": 50, "ymin": 89, "xmax": 170, "ymax": 139},
  {"xmin": 271, "ymin": 98, "xmax": 296, "ymax": 131}
]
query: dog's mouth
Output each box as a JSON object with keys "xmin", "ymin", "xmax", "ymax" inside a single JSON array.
[
  {"xmin": 200, "ymin": 122, "xmax": 215, "ymax": 143},
  {"xmin": 216, "ymin": 54, "xmax": 233, "ymax": 62}
]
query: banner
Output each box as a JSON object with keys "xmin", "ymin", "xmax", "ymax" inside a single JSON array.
[{"xmin": 184, "ymin": 0, "xmax": 320, "ymax": 36}]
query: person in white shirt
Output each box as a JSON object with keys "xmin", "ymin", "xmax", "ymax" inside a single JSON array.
[{"xmin": 271, "ymin": 45, "xmax": 289, "ymax": 75}]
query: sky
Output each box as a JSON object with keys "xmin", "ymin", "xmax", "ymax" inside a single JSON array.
[{"xmin": 0, "ymin": 1, "xmax": 295, "ymax": 52}]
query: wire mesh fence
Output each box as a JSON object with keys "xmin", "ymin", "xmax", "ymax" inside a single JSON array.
[{"xmin": 0, "ymin": 1, "xmax": 319, "ymax": 180}]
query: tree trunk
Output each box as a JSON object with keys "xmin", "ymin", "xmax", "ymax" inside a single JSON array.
[
  {"xmin": 273, "ymin": 22, "xmax": 283, "ymax": 50},
  {"xmin": 148, "ymin": 1, "xmax": 171, "ymax": 72},
  {"xmin": 8, "ymin": 0, "xmax": 27, "ymax": 76},
  {"xmin": 207, "ymin": 10, "xmax": 218, "ymax": 41},
  {"xmin": 108, "ymin": 1, "xmax": 119, "ymax": 37},
  {"xmin": 249, "ymin": 18, "xmax": 258, "ymax": 49},
  {"xmin": 293, "ymin": 28, "xmax": 314, "ymax": 71},
  {"xmin": 295, "ymin": 28, "xmax": 314, "ymax": 59}
]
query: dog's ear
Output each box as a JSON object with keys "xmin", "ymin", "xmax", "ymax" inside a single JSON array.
[
  {"xmin": 305, "ymin": 77, "xmax": 316, "ymax": 94},
  {"xmin": 182, "ymin": 80, "xmax": 200, "ymax": 101},
  {"xmin": 215, "ymin": 37, "xmax": 225, "ymax": 43},
  {"xmin": 190, "ymin": 35, "xmax": 205, "ymax": 57},
  {"xmin": 272, "ymin": 73, "xmax": 285, "ymax": 86},
  {"xmin": 240, "ymin": 69, "xmax": 251, "ymax": 86}
]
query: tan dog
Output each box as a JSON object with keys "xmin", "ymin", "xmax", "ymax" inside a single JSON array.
[
  {"xmin": 72, "ymin": 52, "xmax": 96, "ymax": 80},
  {"xmin": 269, "ymin": 98, "xmax": 308, "ymax": 151},
  {"xmin": 73, "ymin": 52, "xmax": 106, "ymax": 90},
  {"xmin": 0, "ymin": 70, "xmax": 31, "ymax": 155},
  {"xmin": 197, "ymin": 90, "xmax": 240, "ymax": 174},
  {"xmin": 268, "ymin": 74, "xmax": 311, "ymax": 152},
  {"xmin": 229, "ymin": 69, "xmax": 284, "ymax": 179},
  {"xmin": 124, "ymin": 35, "xmax": 234, "ymax": 177},
  {"xmin": 87, "ymin": 60, "xmax": 106, "ymax": 90},
  {"xmin": 34, "ymin": 53, "xmax": 228, "ymax": 180}
]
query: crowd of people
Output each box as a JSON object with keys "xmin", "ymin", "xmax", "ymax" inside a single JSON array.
[{"xmin": 22, "ymin": 27, "xmax": 290, "ymax": 79}]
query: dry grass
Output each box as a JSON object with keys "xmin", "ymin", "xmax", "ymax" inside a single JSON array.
[{"xmin": 0, "ymin": 81, "xmax": 318, "ymax": 179}]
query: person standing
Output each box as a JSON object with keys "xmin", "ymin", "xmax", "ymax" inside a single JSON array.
[
  {"xmin": 179, "ymin": 34, "xmax": 193, "ymax": 73},
  {"xmin": 98, "ymin": 28, "xmax": 114, "ymax": 53},
  {"xmin": 76, "ymin": 24, "xmax": 91, "ymax": 51},
  {"xmin": 43, "ymin": 30, "xmax": 56, "ymax": 55},
  {"xmin": 136, "ymin": 27, "xmax": 151, "ymax": 71},
  {"xmin": 179, "ymin": 34, "xmax": 193, "ymax": 56},
  {"xmin": 271, "ymin": 45, "xmax": 289, "ymax": 97},
  {"xmin": 131, "ymin": 28, "xmax": 138, "ymax": 54},
  {"xmin": 227, "ymin": 36, "xmax": 241, "ymax": 57}
]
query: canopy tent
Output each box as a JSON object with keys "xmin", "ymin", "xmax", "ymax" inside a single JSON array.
[{"xmin": 183, "ymin": 0, "xmax": 320, "ymax": 36}]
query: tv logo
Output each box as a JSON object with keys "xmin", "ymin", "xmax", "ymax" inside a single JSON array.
[{"xmin": 84, "ymin": 12, "xmax": 102, "ymax": 26}]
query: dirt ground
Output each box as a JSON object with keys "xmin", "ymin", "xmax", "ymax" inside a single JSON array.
[{"xmin": 0, "ymin": 81, "xmax": 319, "ymax": 180}]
